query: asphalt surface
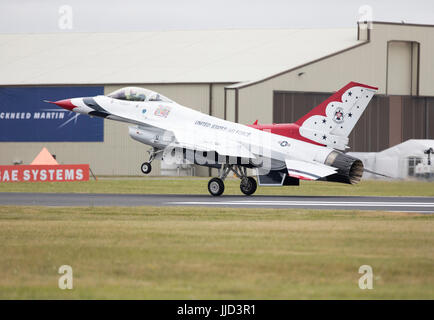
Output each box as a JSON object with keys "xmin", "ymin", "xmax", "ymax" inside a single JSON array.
[{"xmin": 0, "ymin": 192, "xmax": 434, "ymax": 213}]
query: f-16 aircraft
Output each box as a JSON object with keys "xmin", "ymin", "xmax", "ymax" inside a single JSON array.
[{"xmin": 47, "ymin": 81, "xmax": 377, "ymax": 196}]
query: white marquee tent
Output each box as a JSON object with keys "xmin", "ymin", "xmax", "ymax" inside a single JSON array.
[{"xmin": 349, "ymin": 140, "xmax": 434, "ymax": 180}]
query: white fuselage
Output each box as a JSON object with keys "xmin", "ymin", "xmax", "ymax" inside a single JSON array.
[{"xmin": 70, "ymin": 95, "xmax": 334, "ymax": 169}]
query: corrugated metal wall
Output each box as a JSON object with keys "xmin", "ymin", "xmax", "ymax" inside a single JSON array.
[
  {"xmin": 235, "ymin": 23, "xmax": 434, "ymax": 127},
  {"xmin": 273, "ymin": 91, "xmax": 329, "ymax": 123},
  {"xmin": 273, "ymin": 91, "xmax": 434, "ymax": 152},
  {"xmin": 225, "ymin": 89, "xmax": 236, "ymax": 122},
  {"xmin": 428, "ymin": 98, "xmax": 434, "ymax": 139},
  {"xmin": 237, "ymin": 40, "xmax": 381, "ymax": 125},
  {"xmin": 348, "ymin": 96, "xmax": 389, "ymax": 152},
  {"xmin": 211, "ymin": 84, "xmax": 229, "ymax": 119},
  {"xmin": 402, "ymin": 96, "xmax": 434, "ymax": 141}
]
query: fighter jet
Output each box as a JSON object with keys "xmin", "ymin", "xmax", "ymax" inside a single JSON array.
[{"xmin": 47, "ymin": 82, "xmax": 377, "ymax": 196}]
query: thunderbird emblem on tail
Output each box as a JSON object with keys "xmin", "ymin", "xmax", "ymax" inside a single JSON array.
[{"xmin": 333, "ymin": 108, "xmax": 345, "ymax": 123}]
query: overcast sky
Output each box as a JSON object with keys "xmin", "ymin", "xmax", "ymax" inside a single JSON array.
[{"xmin": 1, "ymin": 0, "xmax": 433, "ymax": 33}]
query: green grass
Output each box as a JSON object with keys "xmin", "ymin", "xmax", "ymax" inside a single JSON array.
[
  {"xmin": 0, "ymin": 178, "xmax": 433, "ymax": 197},
  {"xmin": 0, "ymin": 205, "xmax": 432, "ymax": 299}
]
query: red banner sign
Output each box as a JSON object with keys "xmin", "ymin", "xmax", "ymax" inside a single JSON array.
[{"xmin": 0, "ymin": 165, "xmax": 89, "ymax": 182}]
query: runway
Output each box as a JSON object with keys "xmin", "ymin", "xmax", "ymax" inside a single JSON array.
[{"xmin": 1, "ymin": 192, "xmax": 434, "ymax": 212}]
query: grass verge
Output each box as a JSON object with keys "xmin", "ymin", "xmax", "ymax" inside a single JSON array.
[
  {"xmin": 0, "ymin": 178, "xmax": 433, "ymax": 197},
  {"xmin": 0, "ymin": 205, "xmax": 432, "ymax": 299}
]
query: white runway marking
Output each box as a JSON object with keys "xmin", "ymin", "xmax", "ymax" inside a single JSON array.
[
  {"xmin": 169, "ymin": 200, "xmax": 434, "ymax": 209},
  {"xmin": 1, "ymin": 193, "xmax": 432, "ymax": 212}
]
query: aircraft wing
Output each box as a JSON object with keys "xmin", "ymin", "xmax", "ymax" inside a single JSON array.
[
  {"xmin": 285, "ymin": 159, "xmax": 337, "ymax": 180},
  {"xmin": 171, "ymin": 128, "xmax": 256, "ymax": 159},
  {"xmin": 98, "ymin": 106, "xmax": 255, "ymax": 159}
]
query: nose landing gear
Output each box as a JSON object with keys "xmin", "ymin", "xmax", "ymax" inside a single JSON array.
[
  {"xmin": 207, "ymin": 164, "xmax": 257, "ymax": 196},
  {"xmin": 140, "ymin": 148, "xmax": 162, "ymax": 175},
  {"xmin": 141, "ymin": 162, "xmax": 152, "ymax": 174}
]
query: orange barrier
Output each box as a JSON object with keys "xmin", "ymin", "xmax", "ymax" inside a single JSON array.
[{"xmin": 30, "ymin": 147, "xmax": 59, "ymax": 165}]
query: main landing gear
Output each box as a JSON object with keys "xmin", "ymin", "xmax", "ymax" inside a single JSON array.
[
  {"xmin": 208, "ymin": 164, "xmax": 257, "ymax": 196},
  {"xmin": 140, "ymin": 148, "xmax": 162, "ymax": 175}
]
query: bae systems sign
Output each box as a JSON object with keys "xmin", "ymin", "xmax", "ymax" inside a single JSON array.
[
  {"xmin": 0, "ymin": 165, "xmax": 89, "ymax": 182},
  {"xmin": 0, "ymin": 86, "xmax": 104, "ymax": 142}
]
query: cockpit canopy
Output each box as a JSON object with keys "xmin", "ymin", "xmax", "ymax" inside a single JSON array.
[{"xmin": 107, "ymin": 87, "xmax": 172, "ymax": 103}]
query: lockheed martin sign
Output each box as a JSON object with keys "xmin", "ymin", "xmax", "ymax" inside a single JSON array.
[{"xmin": 0, "ymin": 86, "xmax": 104, "ymax": 142}]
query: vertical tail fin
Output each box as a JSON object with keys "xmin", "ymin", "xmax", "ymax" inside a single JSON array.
[{"xmin": 295, "ymin": 82, "xmax": 378, "ymax": 150}]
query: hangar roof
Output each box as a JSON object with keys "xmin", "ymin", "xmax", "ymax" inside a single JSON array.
[{"xmin": 0, "ymin": 28, "xmax": 361, "ymax": 85}]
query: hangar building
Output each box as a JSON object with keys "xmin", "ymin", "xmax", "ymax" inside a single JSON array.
[{"xmin": 0, "ymin": 21, "xmax": 433, "ymax": 176}]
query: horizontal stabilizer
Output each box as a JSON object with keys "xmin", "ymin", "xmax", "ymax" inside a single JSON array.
[
  {"xmin": 364, "ymin": 168, "xmax": 393, "ymax": 179},
  {"xmin": 285, "ymin": 159, "xmax": 337, "ymax": 180}
]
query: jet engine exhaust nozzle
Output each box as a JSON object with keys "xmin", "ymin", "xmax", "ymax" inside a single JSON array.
[{"xmin": 323, "ymin": 151, "xmax": 364, "ymax": 184}]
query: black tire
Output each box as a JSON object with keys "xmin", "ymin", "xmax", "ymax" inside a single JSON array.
[
  {"xmin": 208, "ymin": 177, "xmax": 225, "ymax": 196},
  {"xmin": 240, "ymin": 177, "xmax": 257, "ymax": 196},
  {"xmin": 141, "ymin": 162, "xmax": 152, "ymax": 174}
]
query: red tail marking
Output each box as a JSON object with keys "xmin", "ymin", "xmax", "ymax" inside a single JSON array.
[{"xmin": 295, "ymin": 81, "xmax": 378, "ymax": 126}]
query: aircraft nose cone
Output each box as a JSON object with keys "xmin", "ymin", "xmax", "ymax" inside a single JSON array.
[{"xmin": 52, "ymin": 99, "xmax": 76, "ymax": 111}]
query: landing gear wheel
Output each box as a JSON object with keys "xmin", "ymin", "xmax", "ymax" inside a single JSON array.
[
  {"xmin": 240, "ymin": 177, "xmax": 257, "ymax": 196},
  {"xmin": 141, "ymin": 162, "xmax": 152, "ymax": 174},
  {"xmin": 208, "ymin": 177, "xmax": 225, "ymax": 196}
]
